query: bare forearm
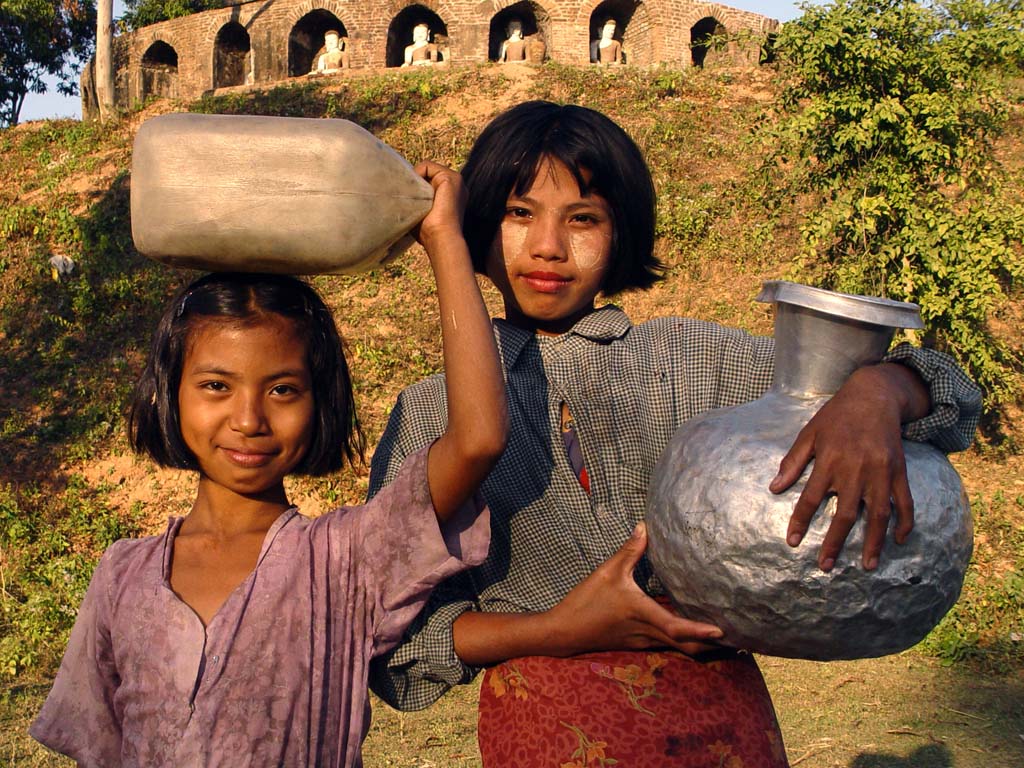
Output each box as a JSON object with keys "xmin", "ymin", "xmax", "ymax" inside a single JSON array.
[
  {"xmin": 453, "ymin": 610, "xmax": 566, "ymax": 666},
  {"xmin": 433, "ymin": 234, "xmax": 507, "ymax": 455},
  {"xmin": 414, "ymin": 162, "xmax": 508, "ymax": 521},
  {"xmin": 425, "ymin": 229, "xmax": 508, "ymax": 520},
  {"xmin": 453, "ymin": 525, "xmax": 725, "ymax": 664},
  {"xmin": 850, "ymin": 362, "xmax": 931, "ymax": 424}
]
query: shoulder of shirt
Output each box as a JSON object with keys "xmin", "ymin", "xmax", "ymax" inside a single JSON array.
[
  {"xmin": 82, "ymin": 535, "xmax": 166, "ymax": 598},
  {"xmin": 103, "ymin": 533, "xmax": 164, "ymax": 557},
  {"xmin": 97, "ymin": 533, "xmax": 164, "ymax": 571},
  {"xmin": 398, "ymin": 371, "xmax": 447, "ymax": 396},
  {"xmin": 391, "ymin": 371, "xmax": 449, "ymax": 415},
  {"xmin": 626, "ymin": 314, "xmax": 738, "ymax": 341}
]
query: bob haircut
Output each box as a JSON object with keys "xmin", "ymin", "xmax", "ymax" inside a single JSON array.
[
  {"xmin": 128, "ymin": 272, "xmax": 363, "ymax": 475},
  {"xmin": 461, "ymin": 100, "xmax": 662, "ymax": 296}
]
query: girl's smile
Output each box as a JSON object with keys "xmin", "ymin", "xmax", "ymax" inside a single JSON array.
[
  {"xmin": 522, "ymin": 270, "xmax": 572, "ymax": 293},
  {"xmin": 177, "ymin": 316, "xmax": 315, "ymax": 506},
  {"xmin": 486, "ymin": 158, "xmax": 613, "ymax": 335}
]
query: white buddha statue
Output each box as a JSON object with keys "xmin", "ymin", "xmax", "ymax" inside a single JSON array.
[
  {"xmin": 592, "ymin": 18, "xmax": 622, "ymax": 65},
  {"xmin": 499, "ymin": 19, "xmax": 527, "ymax": 63},
  {"xmin": 403, "ymin": 23, "xmax": 437, "ymax": 66},
  {"xmin": 312, "ymin": 29, "xmax": 349, "ymax": 74}
]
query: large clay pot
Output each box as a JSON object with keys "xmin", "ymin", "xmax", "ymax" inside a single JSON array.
[
  {"xmin": 645, "ymin": 281, "xmax": 972, "ymax": 660},
  {"xmin": 131, "ymin": 113, "xmax": 433, "ymax": 274}
]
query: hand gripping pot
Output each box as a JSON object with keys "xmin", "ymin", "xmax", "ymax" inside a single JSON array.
[
  {"xmin": 130, "ymin": 114, "xmax": 434, "ymax": 274},
  {"xmin": 645, "ymin": 281, "xmax": 973, "ymax": 660}
]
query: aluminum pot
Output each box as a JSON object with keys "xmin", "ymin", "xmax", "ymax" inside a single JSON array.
[{"xmin": 645, "ymin": 281, "xmax": 972, "ymax": 660}]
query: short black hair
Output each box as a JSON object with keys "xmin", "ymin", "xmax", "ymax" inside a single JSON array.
[
  {"xmin": 461, "ymin": 100, "xmax": 662, "ymax": 295},
  {"xmin": 129, "ymin": 272, "xmax": 363, "ymax": 475}
]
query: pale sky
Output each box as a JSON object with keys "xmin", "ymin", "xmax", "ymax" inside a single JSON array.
[{"xmin": 17, "ymin": 0, "xmax": 806, "ymax": 123}]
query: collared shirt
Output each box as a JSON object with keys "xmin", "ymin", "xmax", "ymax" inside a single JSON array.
[
  {"xmin": 30, "ymin": 448, "xmax": 489, "ymax": 768},
  {"xmin": 367, "ymin": 306, "xmax": 981, "ymax": 712}
]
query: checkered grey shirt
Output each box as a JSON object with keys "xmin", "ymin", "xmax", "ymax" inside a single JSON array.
[{"xmin": 367, "ymin": 305, "xmax": 981, "ymax": 711}]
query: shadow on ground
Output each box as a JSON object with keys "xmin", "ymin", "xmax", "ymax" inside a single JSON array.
[
  {"xmin": 762, "ymin": 655, "xmax": 1024, "ymax": 768},
  {"xmin": 0, "ymin": 171, "xmax": 177, "ymax": 488},
  {"xmin": 851, "ymin": 744, "xmax": 953, "ymax": 767}
]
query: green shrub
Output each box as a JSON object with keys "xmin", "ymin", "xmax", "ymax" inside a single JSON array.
[
  {"xmin": 0, "ymin": 481, "xmax": 142, "ymax": 677},
  {"xmin": 764, "ymin": 0, "xmax": 1024, "ymax": 420},
  {"xmin": 920, "ymin": 491, "xmax": 1024, "ymax": 671}
]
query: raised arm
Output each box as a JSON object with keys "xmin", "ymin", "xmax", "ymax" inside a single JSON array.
[{"xmin": 416, "ymin": 161, "xmax": 509, "ymax": 522}]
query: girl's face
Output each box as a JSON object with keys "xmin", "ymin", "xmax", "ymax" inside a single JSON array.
[
  {"xmin": 485, "ymin": 158, "xmax": 613, "ymax": 335},
  {"xmin": 177, "ymin": 315, "xmax": 315, "ymax": 501}
]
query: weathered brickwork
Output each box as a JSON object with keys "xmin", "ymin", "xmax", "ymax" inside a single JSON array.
[{"xmin": 100, "ymin": 0, "xmax": 778, "ymax": 110}]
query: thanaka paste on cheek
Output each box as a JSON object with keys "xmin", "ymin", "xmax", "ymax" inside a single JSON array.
[
  {"xmin": 569, "ymin": 230, "xmax": 608, "ymax": 271},
  {"xmin": 500, "ymin": 221, "xmax": 528, "ymax": 266}
]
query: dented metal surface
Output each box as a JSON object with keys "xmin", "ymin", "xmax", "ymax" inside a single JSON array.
[{"xmin": 645, "ymin": 282, "xmax": 972, "ymax": 660}]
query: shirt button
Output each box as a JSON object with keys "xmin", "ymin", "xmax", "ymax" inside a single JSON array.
[{"xmin": 211, "ymin": 655, "xmax": 220, "ymax": 664}]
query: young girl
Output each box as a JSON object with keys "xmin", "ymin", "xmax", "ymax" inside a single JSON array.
[
  {"xmin": 30, "ymin": 163, "xmax": 509, "ymax": 767},
  {"xmin": 368, "ymin": 102, "xmax": 982, "ymax": 766}
]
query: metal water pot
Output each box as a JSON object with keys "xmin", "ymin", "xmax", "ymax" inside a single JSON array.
[
  {"xmin": 130, "ymin": 113, "xmax": 434, "ymax": 274},
  {"xmin": 645, "ymin": 281, "xmax": 972, "ymax": 660}
]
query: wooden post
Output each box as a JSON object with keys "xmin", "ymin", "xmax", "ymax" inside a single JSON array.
[{"xmin": 96, "ymin": 0, "xmax": 115, "ymax": 121}]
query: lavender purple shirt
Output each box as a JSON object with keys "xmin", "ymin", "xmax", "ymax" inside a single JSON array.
[{"xmin": 30, "ymin": 447, "xmax": 489, "ymax": 767}]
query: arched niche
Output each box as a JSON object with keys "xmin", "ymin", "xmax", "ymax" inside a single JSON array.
[
  {"xmin": 761, "ymin": 32, "xmax": 778, "ymax": 65},
  {"xmin": 588, "ymin": 0, "xmax": 648, "ymax": 66},
  {"xmin": 289, "ymin": 9, "xmax": 347, "ymax": 76},
  {"xmin": 488, "ymin": 2, "xmax": 547, "ymax": 63},
  {"xmin": 214, "ymin": 22, "xmax": 251, "ymax": 88},
  {"xmin": 386, "ymin": 5, "xmax": 447, "ymax": 68},
  {"xmin": 140, "ymin": 40, "xmax": 178, "ymax": 100},
  {"xmin": 690, "ymin": 16, "xmax": 727, "ymax": 68}
]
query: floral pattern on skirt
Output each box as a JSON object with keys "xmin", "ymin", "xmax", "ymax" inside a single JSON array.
[{"xmin": 478, "ymin": 650, "xmax": 788, "ymax": 767}]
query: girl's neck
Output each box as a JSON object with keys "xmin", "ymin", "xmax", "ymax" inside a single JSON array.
[
  {"xmin": 183, "ymin": 476, "xmax": 292, "ymax": 539},
  {"xmin": 505, "ymin": 304, "xmax": 599, "ymax": 337}
]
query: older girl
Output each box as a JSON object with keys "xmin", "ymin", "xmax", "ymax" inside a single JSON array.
[{"xmin": 368, "ymin": 102, "xmax": 981, "ymax": 766}]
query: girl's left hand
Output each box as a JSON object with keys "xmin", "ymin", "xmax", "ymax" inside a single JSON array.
[
  {"xmin": 771, "ymin": 363, "xmax": 929, "ymax": 572},
  {"xmin": 413, "ymin": 160, "xmax": 467, "ymax": 257},
  {"xmin": 546, "ymin": 522, "xmax": 724, "ymax": 657}
]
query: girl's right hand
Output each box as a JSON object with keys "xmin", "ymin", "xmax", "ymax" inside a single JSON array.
[
  {"xmin": 413, "ymin": 160, "xmax": 467, "ymax": 258},
  {"xmin": 547, "ymin": 522, "xmax": 724, "ymax": 657}
]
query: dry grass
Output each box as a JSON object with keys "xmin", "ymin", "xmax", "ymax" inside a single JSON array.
[{"xmin": 2, "ymin": 63, "xmax": 1022, "ymax": 767}]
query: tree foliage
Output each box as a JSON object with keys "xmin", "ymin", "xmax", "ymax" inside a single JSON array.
[
  {"xmin": 765, "ymin": 0, "xmax": 1024, "ymax": 418},
  {"xmin": 119, "ymin": 0, "xmax": 219, "ymax": 30},
  {"xmin": 0, "ymin": 0, "xmax": 95, "ymax": 127}
]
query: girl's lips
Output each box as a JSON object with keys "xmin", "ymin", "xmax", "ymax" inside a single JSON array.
[
  {"xmin": 222, "ymin": 448, "xmax": 276, "ymax": 468},
  {"xmin": 522, "ymin": 271, "xmax": 571, "ymax": 293}
]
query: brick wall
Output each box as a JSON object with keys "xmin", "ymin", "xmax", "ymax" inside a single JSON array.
[{"xmin": 105, "ymin": 0, "xmax": 779, "ymax": 109}]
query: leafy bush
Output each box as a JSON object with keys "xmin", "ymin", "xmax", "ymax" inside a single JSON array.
[
  {"xmin": 920, "ymin": 490, "xmax": 1024, "ymax": 671},
  {"xmin": 119, "ymin": 0, "xmax": 221, "ymax": 31},
  {"xmin": 764, "ymin": 0, "xmax": 1024, "ymax": 418},
  {"xmin": 0, "ymin": 480, "xmax": 142, "ymax": 677}
]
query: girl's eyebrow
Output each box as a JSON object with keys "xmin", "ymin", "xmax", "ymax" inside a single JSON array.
[
  {"xmin": 507, "ymin": 194, "xmax": 608, "ymax": 210},
  {"xmin": 185, "ymin": 365, "xmax": 309, "ymax": 381},
  {"xmin": 185, "ymin": 364, "xmax": 236, "ymax": 376}
]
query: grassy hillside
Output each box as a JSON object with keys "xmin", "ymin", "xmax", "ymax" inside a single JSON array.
[{"xmin": 1, "ymin": 63, "xmax": 1021, "ymax": 766}]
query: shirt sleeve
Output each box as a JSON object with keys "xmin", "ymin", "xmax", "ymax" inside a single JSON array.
[
  {"xmin": 30, "ymin": 547, "xmax": 123, "ymax": 767},
  {"xmin": 355, "ymin": 443, "xmax": 489, "ymax": 659},
  {"xmin": 882, "ymin": 342, "xmax": 982, "ymax": 452},
  {"xmin": 366, "ymin": 379, "xmax": 486, "ymax": 711},
  {"xmin": 668, "ymin": 319, "xmax": 980, "ymax": 452}
]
